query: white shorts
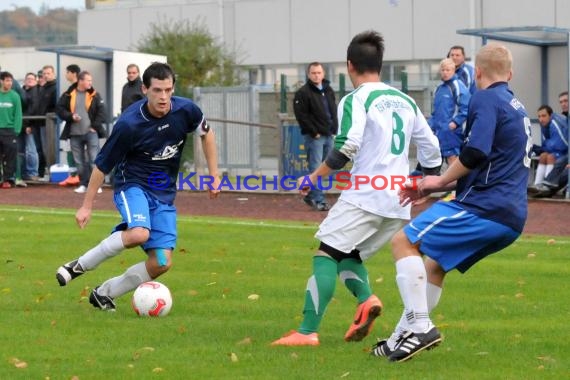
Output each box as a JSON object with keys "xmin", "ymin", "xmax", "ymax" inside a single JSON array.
[{"xmin": 315, "ymin": 199, "xmax": 405, "ymax": 261}]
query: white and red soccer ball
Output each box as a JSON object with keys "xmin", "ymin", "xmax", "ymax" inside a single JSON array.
[{"xmin": 132, "ymin": 281, "xmax": 173, "ymax": 317}]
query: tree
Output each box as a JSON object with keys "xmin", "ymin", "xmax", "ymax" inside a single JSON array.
[{"xmin": 136, "ymin": 19, "xmax": 243, "ymax": 96}]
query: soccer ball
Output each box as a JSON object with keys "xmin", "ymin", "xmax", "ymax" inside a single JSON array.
[{"xmin": 132, "ymin": 281, "xmax": 173, "ymax": 317}]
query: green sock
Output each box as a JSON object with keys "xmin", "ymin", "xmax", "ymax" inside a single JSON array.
[
  {"xmin": 338, "ymin": 258, "xmax": 372, "ymax": 303},
  {"xmin": 298, "ymin": 256, "xmax": 337, "ymax": 334}
]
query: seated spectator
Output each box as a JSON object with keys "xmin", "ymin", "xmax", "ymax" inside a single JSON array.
[
  {"xmin": 528, "ymin": 154, "xmax": 569, "ymax": 198},
  {"xmin": 533, "ymin": 105, "xmax": 568, "ymax": 185}
]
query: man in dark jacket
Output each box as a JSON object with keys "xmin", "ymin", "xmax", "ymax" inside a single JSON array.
[
  {"xmin": 20, "ymin": 72, "xmax": 41, "ymax": 180},
  {"xmin": 36, "ymin": 65, "xmax": 58, "ymax": 178},
  {"xmin": 293, "ymin": 62, "xmax": 338, "ymax": 211},
  {"xmin": 56, "ymin": 71, "xmax": 106, "ymax": 194},
  {"xmin": 121, "ymin": 63, "xmax": 144, "ymax": 112}
]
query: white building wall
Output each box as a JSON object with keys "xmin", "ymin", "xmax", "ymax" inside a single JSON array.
[{"xmin": 75, "ymin": 0, "xmax": 570, "ymax": 113}]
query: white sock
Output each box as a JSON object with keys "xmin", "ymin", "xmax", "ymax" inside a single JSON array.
[
  {"xmin": 545, "ymin": 164, "xmax": 554, "ymax": 177},
  {"xmin": 395, "ymin": 256, "xmax": 431, "ymax": 334},
  {"xmin": 98, "ymin": 262, "xmax": 152, "ymax": 299},
  {"xmin": 427, "ymin": 282, "xmax": 442, "ymax": 311},
  {"xmin": 534, "ymin": 164, "xmax": 546, "ymax": 185},
  {"xmin": 387, "ymin": 281, "xmax": 442, "ymax": 349},
  {"xmin": 78, "ymin": 231, "xmax": 124, "ymax": 270}
]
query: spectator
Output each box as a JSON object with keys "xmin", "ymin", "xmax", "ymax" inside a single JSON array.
[
  {"xmin": 447, "ymin": 45, "xmax": 476, "ymax": 94},
  {"xmin": 37, "ymin": 70, "xmax": 46, "ymax": 87},
  {"xmin": 20, "ymin": 72, "xmax": 40, "ymax": 181},
  {"xmin": 65, "ymin": 64, "xmax": 81, "ymax": 90},
  {"xmin": 533, "ymin": 105, "xmax": 568, "ymax": 185},
  {"xmin": 36, "ymin": 65, "xmax": 58, "ymax": 179},
  {"xmin": 58, "ymin": 63, "xmax": 82, "ymax": 187},
  {"xmin": 121, "ymin": 63, "xmax": 144, "ymax": 112},
  {"xmin": 0, "ymin": 71, "xmax": 23, "ymax": 188},
  {"xmin": 0, "ymin": 65, "xmax": 26, "ymax": 105},
  {"xmin": 56, "ymin": 71, "xmax": 106, "ymax": 194},
  {"xmin": 293, "ymin": 62, "xmax": 338, "ymax": 211},
  {"xmin": 428, "ymin": 58, "xmax": 470, "ymax": 167},
  {"xmin": 558, "ymin": 91, "xmax": 568, "ymax": 117},
  {"xmin": 528, "ymin": 154, "xmax": 568, "ymax": 198}
]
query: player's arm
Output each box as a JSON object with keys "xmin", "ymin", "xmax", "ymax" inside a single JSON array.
[
  {"xmin": 201, "ymin": 127, "xmax": 221, "ymax": 198},
  {"xmin": 418, "ymin": 146, "xmax": 485, "ymax": 195},
  {"xmin": 76, "ymin": 166, "xmax": 106, "ymax": 229},
  {"xmin": 298, "ymin": 149, "xmax": 349, "ymax": 195}
]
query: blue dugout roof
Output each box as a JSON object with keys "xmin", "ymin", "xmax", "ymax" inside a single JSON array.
[{"xmin": 457, "ymin": 26, "xmax": 569, "ymax": 46}]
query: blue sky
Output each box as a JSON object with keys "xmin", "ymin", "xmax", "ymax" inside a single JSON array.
[{"xmin": 0, "ymin": 0, "xmax": 85, "ymax": 13}]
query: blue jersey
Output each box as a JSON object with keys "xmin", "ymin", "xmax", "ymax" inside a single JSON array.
[
  {"xmin": 95, "ymin": 96, "xmax": 207, "ymax": 204},
  {"xmin": 454, "ymin": 82, "xmax": 530, "ymax": 232}
]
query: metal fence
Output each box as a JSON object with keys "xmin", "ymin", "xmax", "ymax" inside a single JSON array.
[{"xmin": 193, "ymin": 86, "xmax": 266, "ymax": 174}]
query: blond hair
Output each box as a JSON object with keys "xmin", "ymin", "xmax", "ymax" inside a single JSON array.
[
  {"xmin": 439, "ymin": 58, "xmax": 455, "ymax": 70},
  {"xmin": 475, "ymin": 44, "xmax": 512, "ymax": 78}
]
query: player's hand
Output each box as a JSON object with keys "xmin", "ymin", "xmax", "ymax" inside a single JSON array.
[
  {"xmin": 297, "ymin": 175, "xmax": 314, "ymax": 196},
  {"xmin": 449, "ymin": 122, "xmax": 457, "ymax": 130},
  {"xmin": 75, "ymin": 206, "xmax": 92, "ymax": 229},
  {"xmin": 418, "ymin": 175, "xmax": 446, "ymax": 195},
  {"xmin": 208, "ymin": 175, "xmax": 221, "ymax": 199},
  {"xmin": 399, "ymin": 182, "xmax": 422, "ymax": 206}
]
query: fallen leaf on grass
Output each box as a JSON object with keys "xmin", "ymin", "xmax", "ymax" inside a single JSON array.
[
  {"xmin": 340, "ymin": 372, "xmax": 350, "ymax": 378},
  {"xmin": 248, "ymin": 294, "xmax": 260, "ymax": 301},
  {"xmin": 152, "ymin": 367, "xmax": 164, "ymax": 373},
  {"xmin": 133, "ymin": 347, "xmax": 155, "ymax": 361},
  {"xmin": 546, "ymin": 239, "xmax": 556, "ymax": 245},
  {"xmin": 229, "ymin": 352, "xmax": 239, "ymax": 362},
  {"xmin": 237, "ymin": 337, "xmax": 252, "ymax": 345},
  {"xmin": 9, "ymin": 357, "xmax": 28, "ymax": 368}
]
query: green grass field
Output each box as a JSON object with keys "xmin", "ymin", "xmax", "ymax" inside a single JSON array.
[{"xmin": 0, "ymin": 206, "xmax": 568, "ymax": 379}]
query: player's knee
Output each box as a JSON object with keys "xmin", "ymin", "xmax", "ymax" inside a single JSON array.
[
  {"xmin": 391, "ymin": 230, "xmax": 409, "ymax": 250},
  {"xmin": 124, "ymin": 227, "xmax": 150, "ymax": 247},
  {"xmin": 147, "ymin": 248, "xmax": 172, "ymax": 278}
]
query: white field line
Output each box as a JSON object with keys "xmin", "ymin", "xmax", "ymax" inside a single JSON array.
[
  {"xmin": 1, "ymin": 207, "xmax": 568, "ymax": 242},
  {"xmin": 0, "ymin": 207, "xmax": 318, "ymax": 230}
]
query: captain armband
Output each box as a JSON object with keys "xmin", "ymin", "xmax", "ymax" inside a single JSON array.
[{"xmin": 198, "ymin": 119, "xmax": 211, "ymax": 137}]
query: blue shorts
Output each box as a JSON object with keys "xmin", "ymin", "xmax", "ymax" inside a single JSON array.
[
  {"xmin": 113, "ymin": 186, "xmax": 177, "ymax": 252},
  {"xmin": 404, "ymin": 201, "xmax": 520, "ymax": 273},
  {"xmin": 441, "ymin": 147, "xmax": 460, "ymax": 158}
]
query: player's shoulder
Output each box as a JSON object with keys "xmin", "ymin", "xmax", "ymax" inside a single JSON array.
[{"xmin": 171, "ymin": 96, "xmax": 201, "ymax": 113}]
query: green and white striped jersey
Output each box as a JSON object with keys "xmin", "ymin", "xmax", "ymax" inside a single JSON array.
[{"xmin": 335, "ymin": 82, "xmax": 441, "ymax": 219}]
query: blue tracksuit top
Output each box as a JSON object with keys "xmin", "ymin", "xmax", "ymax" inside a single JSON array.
[
  {"xmin": 541, "ymin": 113, "xmax": 569, "ymax": 155},
  {"xmin": 428, "ymin": 75, "xmax": 470, "ymax": 152}
]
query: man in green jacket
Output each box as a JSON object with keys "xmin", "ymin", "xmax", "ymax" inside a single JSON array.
[{"xmin": 0, "ymin": 71, "xmax": 23, "ymax": 188}]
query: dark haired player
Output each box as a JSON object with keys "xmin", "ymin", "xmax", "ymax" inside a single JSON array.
[{"xmin": 56, "ymin": 62, "xmax": 221, "ymax": 310}]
